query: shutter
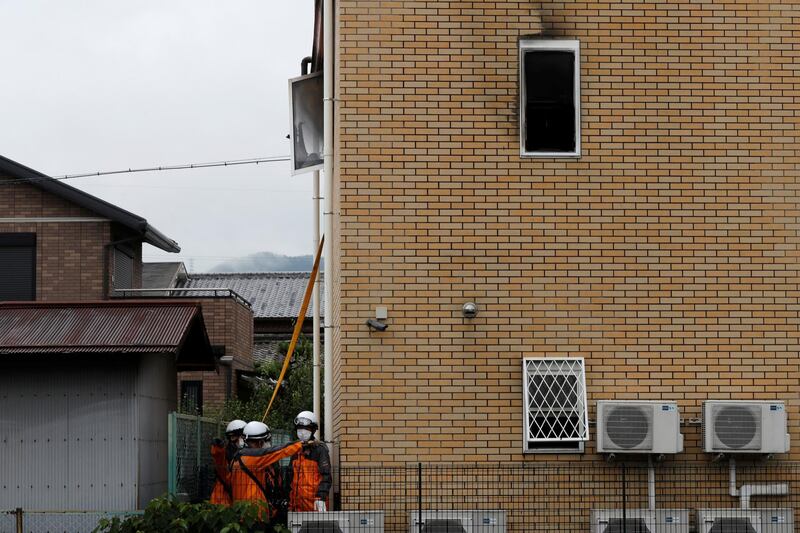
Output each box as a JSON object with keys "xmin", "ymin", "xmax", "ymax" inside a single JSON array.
[
  {"xmin": 114, "ymin": 246, "xmax": 134, "ymax": 290},
  {"xmin": 0, "ymin": 233, "xmax": 36, "ymax": 301}
]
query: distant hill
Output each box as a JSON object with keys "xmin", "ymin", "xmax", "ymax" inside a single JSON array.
[{"xmin": 212, "ymin": 252, "xmax": 321, "ymax": 273}]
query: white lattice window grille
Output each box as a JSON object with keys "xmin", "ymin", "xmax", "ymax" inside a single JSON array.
[{"xmin": 523, "ymin": 358, "xmax": 588, "ymax": 450}]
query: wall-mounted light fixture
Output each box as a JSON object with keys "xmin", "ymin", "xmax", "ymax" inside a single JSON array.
[{"xmin": 462, "ymin": 302, "xmax": 478, "ymax": 318}]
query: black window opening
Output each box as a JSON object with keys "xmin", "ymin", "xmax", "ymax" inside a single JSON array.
[
  {"xmin": 520, "ymin": 42, "xmax": 580, "ymax": 156},
  {"xmin": 180, "ymin": 380, "xmax": 203, "ymax": 414},
  {"xmin": 113, "ymin": 245, "xmax": 134, "ymax": 291},
  {"xmin": 0, "ymin": 233, "xmax": 36, "ymax": 301}
]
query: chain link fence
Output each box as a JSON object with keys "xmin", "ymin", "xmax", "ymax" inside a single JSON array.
[
  {"xmin": 0, "ymin": 509, "xmax": 142, "ymax": 533},
  {"xmin": 167, "ymin": 411, "xmax": 292, "ymax": 503}
]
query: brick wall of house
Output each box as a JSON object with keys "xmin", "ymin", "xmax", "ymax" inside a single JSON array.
[
  {"xmin": 177, "ymin": 296, "xmax": 254, "ymax": 409},
  {"xmin": 333, "ymin": 0, "xmax": 800, "ymax": 465},
  {"xmin": 0, "ymin": 178, "xmax": 112, "ymax": 300}
]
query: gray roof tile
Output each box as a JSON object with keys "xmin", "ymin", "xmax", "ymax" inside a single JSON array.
[{"xmin": 178, "ymin": 272, "xmax": 323, "ymax": 319}]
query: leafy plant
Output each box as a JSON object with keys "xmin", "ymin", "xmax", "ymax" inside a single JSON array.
[
  {"xmin": 211, "ymin": 335, "xmax": 322, "ymax": 433},
  {"xmin": 93, "ymin": 496, "xmax": 283, "ymax": 533}
]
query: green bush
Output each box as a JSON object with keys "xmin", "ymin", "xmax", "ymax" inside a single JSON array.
[
  {"xmin": 211, "ymin": 335, "xmax": 321, "ymax": 433},
  {"xmin": 93, "ymin": 496, "xmax": 290, "ymax": 533}
]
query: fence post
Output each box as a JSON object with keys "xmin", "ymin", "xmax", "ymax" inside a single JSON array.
[
  {"xmin": 167, "ymin": 412, "xmax": 176, "ymax": 495},
  {"xmin": 621, "ymin": 463, "xmax": 627, "ymax": 533},
  {"xmin": 14, "ymin": 507, "xmax": 22, "ymax": 533},
  {"xmin": 418, "ymin": 463, "xmax": 423, "ymax": 533}
]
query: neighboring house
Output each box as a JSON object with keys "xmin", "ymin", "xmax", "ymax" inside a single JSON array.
[
  {"xmin": 327, "ymin": 0, "xmax": 800, "ymax": 468},
  {"xmin": 142, "ymin": 268, "xmax": 323, "ymax": 400},
  {"xmin": 0, "ymin": 154, "xmax": 249, "ymax": 511},
  {"xmin": 177, "ymin": 272, "xmax": 323, "ymax": 365}
]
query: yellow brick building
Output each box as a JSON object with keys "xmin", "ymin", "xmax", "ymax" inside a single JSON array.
[{"xmin": 329, "ymin": 0, "xmax": 800, "ymax": 468}]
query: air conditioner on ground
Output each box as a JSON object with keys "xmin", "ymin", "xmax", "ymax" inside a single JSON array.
[
  {"xmin": 591, "ymin": 509, "xmax": 689, "ymax": 533},
  {"xmin": 597, "ymin": 400, "xmax": 683, "ymax": 454},
  {"xmin": 702, "ymin": 401, "xmax": 790, "ymax": 454},
  {"xmin": 408, "ymin": 510, "xmax": 506, "ymax": 533},
  {"xmin": 697, "ymin": 508, "xmax": 794, "ymax": 533},
  {"xmin": 288, "ymin": 511, "xmax": 385, "ymax": 533}
]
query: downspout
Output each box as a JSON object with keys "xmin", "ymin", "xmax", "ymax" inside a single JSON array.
[
  {"xmin": 322, "ymin": 0, "xmax": 334, "ymax": 444},
  {"xmin": 313, "ymin": 168, "xmax": 321, "ymax": 438}
]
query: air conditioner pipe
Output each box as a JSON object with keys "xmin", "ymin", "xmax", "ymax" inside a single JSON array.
[{"xmin": 728, "ymin": 457, "xmax": 789, "ymax": 509}]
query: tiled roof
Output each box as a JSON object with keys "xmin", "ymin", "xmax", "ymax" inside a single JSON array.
[
  {"xmin": 178, "ymin": 272, "xmax": 323, "ymax": 320},
  {"xmin": 0, "ymin": 301, "xmax": 214, "ymax": 369}
]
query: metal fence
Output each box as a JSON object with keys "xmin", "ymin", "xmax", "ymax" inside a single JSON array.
[
  {"xmin": 285, "ymin": 461, "xmax": 800, "ymax": 532},
  {"xmin": 0, "ymin": 509, "xmax": 142, "ymax": 533},
  {"xmin": 4, "ymin": 461, "xmax": 799, "ymax": 531},
  {"xmin": 167, "ymin": 411, "xmax": 293, "ymax": 503}
]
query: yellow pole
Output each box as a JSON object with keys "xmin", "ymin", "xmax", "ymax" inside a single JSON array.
[{"xmin": 262, "ymin": 235, "xmax": 325, "ymax": 422}]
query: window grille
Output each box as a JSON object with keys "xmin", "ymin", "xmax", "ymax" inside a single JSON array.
[{"xmin": 523, "ymin": 358, "xmax": 588, "ymax": 446}]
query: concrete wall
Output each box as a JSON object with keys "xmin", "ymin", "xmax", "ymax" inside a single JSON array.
[
  {"xmin": 136, "ymin": 353, "xmax": 178, "ymax": 507},
  {"xmin": 333, "ymin": 0, "xmax": 800, "ymax": 464}
]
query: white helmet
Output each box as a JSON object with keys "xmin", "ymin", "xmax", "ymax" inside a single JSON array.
[
  {"xmin": 294, "ymin": 411, "xmax": 319, "ymax": 429},
  {"xmin": 225, "ymin": 419, "xmax": 246, "ymax": 437},
  {"xmin": 243, "ymin": 421, "xmax": 271, "ymax": 442}
]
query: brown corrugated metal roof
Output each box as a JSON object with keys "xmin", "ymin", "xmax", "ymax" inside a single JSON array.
[{"xmin": 0, "ymin": 302, "xmax": 213, "ymax": 365}]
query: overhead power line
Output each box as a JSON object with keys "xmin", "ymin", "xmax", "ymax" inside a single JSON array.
[
  {"xmin": 1, "ymin": 155, "xmax": 291, "ymax": 187},
  {"xmin": 56, "ymin": 155, "xmax": 291, "ymax": 179}
]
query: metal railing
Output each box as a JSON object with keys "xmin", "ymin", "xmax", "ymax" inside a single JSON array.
[{"xmin": 113, "ymin": 287, "xmax": 252, "ymax": 309}]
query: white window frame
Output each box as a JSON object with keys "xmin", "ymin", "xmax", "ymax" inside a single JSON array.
[
  {"xmin": 519, "ymin": 39, "xmax": 581, "ymax": 158},
  {"xmin": 522, "ymin": 357, "xmax": 589, "ymax": 453}
]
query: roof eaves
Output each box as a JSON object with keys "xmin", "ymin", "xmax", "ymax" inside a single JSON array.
[{"xmin": 0, "ymin": 155, "xmax": 179, "ymax": 253}]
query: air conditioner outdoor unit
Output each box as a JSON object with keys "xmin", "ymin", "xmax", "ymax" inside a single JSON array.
[
  {"xmin": 408, "ymin": 510, "xmax": 506, "ymax": 533},
  {"xmin": 697, "ymin": 508, "xmax": 794, "ymax": 533},
  {"xmin": 591, "ymin": 509, "xmax": 689, "ymax": 533},
  {"xmin": 288, "ymin": 511, "xmax": 385, "ymax": 533},
  {"xmin": 597, "ymin": 400, "xmax": 683, "ymax": 454},
  {"xmin": 702, "ymin": 401, "xmax": 790, "ymax": 454}
]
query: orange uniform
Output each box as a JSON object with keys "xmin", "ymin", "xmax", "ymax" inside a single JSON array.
[
  {"xmin": 289, "ymin": 440, "xmax": 332, "ymax": 512},
  {"xmin": 209, "ymin": 441, "xmax": 235, "ymax": 505},
  {"xmin": 231, "ymin": 441, "xmax": 303, "ymax": 508}
]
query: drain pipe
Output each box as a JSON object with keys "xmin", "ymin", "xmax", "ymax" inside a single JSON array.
[
  {"xmin": 729, "ymin": 457, "xmax": 789, "ymax": 509},
  {"xmin": 322, "ymin": 0, "xmax": 334, "ymax": 444},
  {"xmin": 647, "ymin": 456, "xmax": 656, "ymax": 511}
]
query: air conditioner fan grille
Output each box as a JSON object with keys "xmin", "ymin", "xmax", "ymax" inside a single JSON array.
[
  {"xmin": 604, "ymin": 405, "xmax": 652, "ymax": 450},
  {"xmin": 712, "ymin": 405, "xmax": 760, "ymax": 450}
]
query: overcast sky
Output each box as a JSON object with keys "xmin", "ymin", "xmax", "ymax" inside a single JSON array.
[{"xmin": 0, "ymin": 1, "xmax": 316, "ymax": 272}]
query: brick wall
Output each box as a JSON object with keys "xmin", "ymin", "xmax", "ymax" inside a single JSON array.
[
  {"xmin": 0, "ymin": 178, "xmax": 112, "ymax": 300},
  {"xmin": 333, "ymin": 0, "xmax": 800, "ymax": 465},
  {"xmin": 177, "ymin": 296, "xmax": 254, "ymax": 409}
]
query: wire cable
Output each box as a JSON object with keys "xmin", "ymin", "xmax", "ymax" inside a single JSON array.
[{"xmin": 0, "ymin": 155, "xmax": 291, "ymax": 187}]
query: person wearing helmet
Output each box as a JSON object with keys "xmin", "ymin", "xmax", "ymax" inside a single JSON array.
[
  {"xmin": 230, "ymin": 421, "xmax": 305, "ymax": 520},
  {"xmin": 209, "ymin": 419, "xmax": 246, "ymax": 505},
  {"xmin": 289, "ymin": 411, "xmax": 332, "ymax": 513}
]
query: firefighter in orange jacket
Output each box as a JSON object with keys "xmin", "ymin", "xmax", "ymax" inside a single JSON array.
[
  {"xmin": 231, "ymin": 421, "xmax": 304, "ymax": 518},
  {"xmin": 289, "ymin": 411, "xmax": 332, "ymax": 512},
  {"xmin": 209, "ymin": 419, "xmax": 246, "ymax": 505}
]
